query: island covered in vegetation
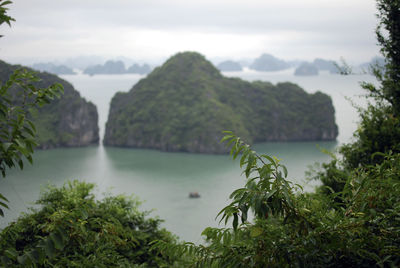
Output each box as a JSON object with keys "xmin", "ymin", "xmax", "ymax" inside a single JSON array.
[
  {"xmin": 31, "ymin": 62, "xmax": 76, "ymax": 75},
  {"xmin": 83, "ymin": 60, "xmax": 151, "ymax": 76},
  {"xmin": 104, "ymin": 52, "xmax": 338, "ymax": 153},
  {"xmin": 0, "ymin": 60, "xmax": 99, "ymax": 149},
  {"xmin": 1, "ymin": 0, "xmax": 400, "ymax": 266}
]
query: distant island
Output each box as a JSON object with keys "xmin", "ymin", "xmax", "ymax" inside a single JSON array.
[
  {"xmin": 104, "ymin": 52, "xmax": 338, "ymax": 154},
  {"xmin": 83, "ymin": 60, "xmax": 152, "ymax": 76},
  {"xmin": 249, "ymin": 53, "xmax": 290, "ymax": 72},
  {"xmin": 313, "ymin": 58, "xmax": 338, "ymax": 73},
  {"xmin": 245, "ymin": 53, "xmax": 342, "ymax": 75},
  {"xmin": 31, "ymin": 62, "xmax": 76, "ymax": 75},
  {"xmin": 359, "ymin": 56, "xmax": 385, "ymax": 74},
  {"xmin": 127, "ymin": 63, "xmax": 151, "ymax": 75},
  {"xmin": 294, "ymin": 62, "xmax": 319, "ymax": 76},
  {"xmin": 292, "ymin": 58, "xmax": 341, "ymax": 75},
  {"xmin": 217, "ymin": 60, "xmax": 243, "ymax": 72},
  {"xmin": 29, "ymin": 54, "xmax": 380, "ymax": 77},
  {"xmin": 0, "ymin": 60, "xmax": 99, "ymax": 149}
]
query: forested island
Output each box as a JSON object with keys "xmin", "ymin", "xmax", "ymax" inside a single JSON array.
[
  {"xmin": 249, "ymin": 53, "xmax": 290, "ymax": 71},
  {"xmin": 83, "ymin": 60, "xmax": 151, "ymax": 75},
  {"xmin": 31, "ymin": 63, "xmax": 76, "ymax": 75},
  {"xmin": 1, "ymin": 0, "xmax": 400, "ymax": 266},
  {"xmin": 0, "ymin": 60, "xmax": 99, "ymax": 149},
  {"xmin": 104, "ymin": 52, "xmax": 338, "ymax": 153}
]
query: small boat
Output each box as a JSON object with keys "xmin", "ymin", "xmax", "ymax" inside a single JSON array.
[{"xmin": 189, "ymin": 192, "xmax": 200, "ymax": 198}]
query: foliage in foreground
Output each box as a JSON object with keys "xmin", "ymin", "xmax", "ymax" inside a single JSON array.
[
  {"xmin": 153, "ymin": 1, "xmax": 400, "ymax": 266},
  {"xmin": 0, "ymin": 0, "xmax": 65, "ymax": 217},
  {"xmin": 0, "ymin": 64, "xmax": 64, "ymax": 217},
  {"xmin": 0, "ymin": 181, "xmax": 179, "ymax": 267},
  {"xmin": 154, "ymin": 133, "xmax": 400, "ymax": 267},
  {"xmin": 316, "ymin": 0, "xmax": 400, "ymax": 193}
]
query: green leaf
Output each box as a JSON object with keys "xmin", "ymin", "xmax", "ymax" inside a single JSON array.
[
  {"xmin": 17, "ymin": 255, "xmax": 29, "ymax": 265},
  {"xmin": 0, "ymin": 193, "xmax": 9, "ymax": 202},
  {"xmin": 220, "ymin": 135, "xmax": 234, "ymax": 143},
  {"xmin": 44, "ymin": 238, "xmax": 56, "ymax": 258},
  {"xmin": 0, "ymin": 256, "xmax": 10, "ymax": 266},
  {"xmin": 233, "ymin": 213, "xmax": 238, "ymax": 230},
  {"xmin": 26, "ymin": 250, "xmax": 40, "ymax": 264},
  {"xmin": 3, "ymin": 142, "xmax": 12, "ymax": 151},
  {"xmin": 18, "ymin": 159, "xmax": 23, "ymax": 169},
  {"xmin": 50, "ymin": 232, "xmax": 64, "ymax": 250},
  {"xmin": 27, "ymin": 120, "xmax": 36, "ymax": 132},
  {"xmin": 280, "ymin": 164, "xmax": 288, "ymax": 178},
  {"xmin": 0, "ymin": 201, "xmax": 9, "ymax": 209},
  {"xmin": 250, "ymin": 226, "xmax": 263, "ymax": 237},
  {"xmin": 4, "ymin": 249, "xmax": 18, "ymax": 259},
  {"xmin": 80, "ymin": 208, "xmax": 89, "ymax": 220}
]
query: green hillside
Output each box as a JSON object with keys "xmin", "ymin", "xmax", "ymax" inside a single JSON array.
[
  {"xmin": 0, "ymin": 60, "xmax": 99, "ymax": 149},
  {"xmin": 104, "ymin": 52, "xmax": 338, "ymax": 153}
]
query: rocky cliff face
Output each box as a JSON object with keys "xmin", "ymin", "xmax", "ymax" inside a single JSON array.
[
  {"xmin": 0, "ymin": 60, "xmax": 99, "ymax": 149},
  {"xmin": 104, "ymin": 52, "xmax": 338, "ymax": 154}
]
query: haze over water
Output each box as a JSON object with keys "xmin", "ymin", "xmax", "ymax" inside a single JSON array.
[{"xmin": 0, "ymin": 70, "xmax": 375, "ymax": 242}]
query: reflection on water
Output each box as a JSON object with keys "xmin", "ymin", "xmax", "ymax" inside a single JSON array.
[
  {"xmin": 1, "ymin": 141, "xmax": 336, "ymax": 242},
  {"xmin": 0, "ymin": 71, "xmax": 376, "ymax": 242}
]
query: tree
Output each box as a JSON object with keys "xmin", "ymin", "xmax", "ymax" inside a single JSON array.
[
  {"xmin": 316, "ymin": 0, "xmax": 400, "ymax": 192},
  {"xmin": 154, "ymin": 134, "xmax": 400, "ymax": 267},
  {"xmin": 152, "ymin": 1, "xmax": 400, "ymax": 266},
  {"xmin": 0, "ymin": 0, "xmax": 63, "ymax": 216},
  {"xmin": 369, "ymin": 0, "xmax": 400, "ymax": 115},
  {"xmin": 0, "ymin": 181, "xmax": 180, "ymax": 266}
]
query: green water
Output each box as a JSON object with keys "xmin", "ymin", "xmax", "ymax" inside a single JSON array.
[
  {"xmin": 0, "ymin": 70, "xmax": 376, "ymax": 242},
  {"xmin": 0, "ymin": 141, "xmax": 336, "ymax": 242}
]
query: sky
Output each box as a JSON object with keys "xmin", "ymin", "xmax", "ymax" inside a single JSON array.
[{"xmin": 0, "ymin": 0, "xmax": 379, "ymax": 66}]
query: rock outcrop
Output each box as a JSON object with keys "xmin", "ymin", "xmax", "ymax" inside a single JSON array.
[
  {"xmin": 104, "ymin": 52, "xmax": 338, "ymax": 153},
  {"xmin": 0, "ymin": 60, "xmax": 99, "ymax": 149}
]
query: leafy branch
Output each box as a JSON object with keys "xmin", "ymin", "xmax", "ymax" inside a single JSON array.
[
  {"xmin": 0, "ymin": 69, "xmax": 64, "ymax": 216},
  {"xmin": 218, "ymin": 131, "xmax": 303, "ymax": 230}
]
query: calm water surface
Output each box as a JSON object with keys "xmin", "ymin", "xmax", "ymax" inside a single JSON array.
[{"xmin": 0, "ymin": 69, "xmax": 376, "ymax": 242}]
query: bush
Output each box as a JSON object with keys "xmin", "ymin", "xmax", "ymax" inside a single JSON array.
[
  {"xmin": 154, "ymin": 135, "xmax": 400, "ymax": 267},
  {"xmin": 0, "ymin": 181, "xmax": 179, "ymax": 267}
]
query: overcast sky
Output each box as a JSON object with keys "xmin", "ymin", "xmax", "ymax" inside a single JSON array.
[{"xmin": 0, "ymin": 0, "xmax": 379, "ymax": 65}]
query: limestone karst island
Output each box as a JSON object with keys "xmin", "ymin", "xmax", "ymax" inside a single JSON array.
[
  {"xmin": 104, "ymin": 52, "xmax": 338, "ymax": 153},
  {"xmin": 0, "ymin": 60, "xmax": 99, "ymax": 149}
]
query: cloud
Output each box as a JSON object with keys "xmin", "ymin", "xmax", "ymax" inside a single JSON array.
[{"xmin": 1, "ymin": 0, "xmax": 379, "ymax": 64}]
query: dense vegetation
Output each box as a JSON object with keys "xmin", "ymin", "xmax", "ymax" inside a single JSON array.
[
  {"xmin": 154, "ymin": 136, "xmax": 400, "ymax": 267},
  {"xmin": 1, "ymin": 0, "xmax": 399, "ymax": 266},
  {"xmin": 0, "ymin": 60, "xmax": 99, "ymax": 149},
  {"xmin": 152, "ymin": 0, "xmax": 400, "ymax": 266},
  {"xmin": 0, "ymin": 181, "xmax": 179, "ymax": 267},
  {"xmin": 104, "ymin": 52, "xmax": 338, "ymax": 153},
  {"xmin": 0, "ymin": 0, "xmax": 67, "ymax": 216}
]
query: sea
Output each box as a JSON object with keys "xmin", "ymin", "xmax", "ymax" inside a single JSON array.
[{"xmin": 0, "ymin": 68, "xmax": 377, "ymax": 242}]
